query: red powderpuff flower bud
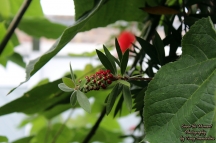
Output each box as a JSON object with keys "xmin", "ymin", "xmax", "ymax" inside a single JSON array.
[
  {"xmin": 118, "ymin": 31, "xmax": 135, "ymax": 53},
  {"xmin": 107, "ymin": 79, "xmax": 112, "ymax": 84}
]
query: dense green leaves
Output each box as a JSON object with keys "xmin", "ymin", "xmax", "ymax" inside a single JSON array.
[
  {"xmin": 144, "ymin": 17, "xmax": 216, "ymax": 143},
  {"xmin": 77, "ymin": 90, "xmax": 91, "ymax": 113}
]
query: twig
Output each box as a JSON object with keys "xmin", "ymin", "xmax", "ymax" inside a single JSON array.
[
  {"xmin": 51, "ymin": 109, "xmax": 74, "ymax": 143},
  {"xmin": 0, "ymin": 0, "xmax": 32, "ymax": 55},
  {"xmin": 82, "ymin": 107, "xmax": 106, "ymax": 143}
]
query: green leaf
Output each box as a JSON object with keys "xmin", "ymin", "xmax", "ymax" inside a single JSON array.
[
  {"xmin": 8, "ymin": 0, "xmax": 146, "ymax": 95},
  {"xmin": 0, "ymin": 0, "xmax": 10, "ymax": 17},
  {"xmin": 7, "ymin": 52, "xmax": 26, "ymax": 68},
  {"xmin": 122, "ymin": 85, "xmax": 132, "ymax": 112},
  {"xmin": 144, "ymin": 17, "xmax": 216, "ymax": 143},
  {"xmin": 30, "ymin": 123, "xmax": 72, "ymax": 143},
  {"xmin": 0, "ymin": 78, "xmax": 70, "ymax": 116},
  {"xmin": 96, "ymin": 49, "xmax": 115, "ymax": 74},
  {"xmin": 18, "ymin": 18, "xmax": 67, "ymax": 39},
  {"xmin": 58, "ymin": 83, "xmax": 74, "ymax": 92},
  {"xmin": 136, "ymin": 36, "xmax": 159, "ymax": 64},
  {"xmin": 70, "ymin": 91, "xmax": 77, "ymax": 107},
  {"xmin": 11, "ymin": 136, "xmax": 34, "ymax": 143},
  {"xmin": 153, "ymin": 31, "xmax": 165, "ymax": 65},
  {"xmin": 115, "ymin": 38, "xmax": 122, "ymax": 62},
  {"xmin": 106, "ymin": 83, "xmax": 122, "ymax": 115},
  {"xmin": 120, "ymin": 49, "xmax": 129, "ymax": 75},
  {"xmin": 79, "ymin": 79, "xmax": 87, "ymax": 89},
  {"xmin": 69, "ymin": 63, "xmax": 76, "ymax": 83},
  {"xmin": 103, "ymin": 45, "xmax": 117, "ymax": 74},
  {"xmin": 0, "ymin": 135, "xmax": 8, "ymax": 142},
  {"xmin": 114, "ymin": 94, "xmax": 124, "ymax": 117},
  {"xmin": 118, "ymin": 80, "xmax": 130, "ymax": 87},
  {"xmin": 62, "ymin": 77, "xmax": 75, "ymax": 88},
  {"xmin": 76, "ymin": 90, "xmax": 91, "ymax": 113}
]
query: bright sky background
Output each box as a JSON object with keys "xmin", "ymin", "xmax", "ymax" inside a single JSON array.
[{"xmin": 40, "ymin": 0, "xmax": 75, "ymax": 16}]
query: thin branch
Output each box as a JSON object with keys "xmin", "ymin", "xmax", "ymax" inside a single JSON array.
[
  {"xmin": 0, "ymin": 0, "xmax": 32, "ymax": 55},
  {"xmin": 51, "ymin": 109, "xmax": 74, "ymax": 143},
  {"xmin": 82, "ymin": 107, "xmax": 106, "ymax": 143}
]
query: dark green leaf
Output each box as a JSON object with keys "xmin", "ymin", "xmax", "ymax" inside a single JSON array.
[
  {"xmin": 136, "ymin": 36, "xmax": 159, "ymax": 64},
  {"xmin": 153, "ymin": 31, "xmax": 165, "ymax": 65},
  {"xmin": 122, "ymin": 85, "xmax": 132, "ymax": 112},
  {"xmin": 7, "ymin": 52, "xmax": 26, "ymax": 68},
  {"xmin": 103, "ymin": 45, "xmax": 117, "ymax": 74},
  {"xmin": 115, "ymin": 38, "xmax": 122, "ymax": 62},
  {"xmin": 0, "ymin": 136, "xmax": 8, "ymax": 142},
  {"xmin": 70, "ymin": 91, "xmax": 77, "ymax": 107},
  {"xmin": 96, "ymin": 49, "xmax": 115, "ymax": 74},
  {"xmin": 58, "ymin": 83, "xmax": 74, "ymax": 92},
  {"xmin": 120, "ymin": 49, "xmax": 129, "ymax": 75},
  {"xmin": 132, "ymin": 87, "xmax": 146, "ymax": 111},
  {"xmin": 77, "ymin": 90, "xmax": 91, "ymax": 113},
  {"xmin": 11, "ymin": 136, "xmax": 34, "ymax": 143},
  {"xmin": 0, "ymin": 78, "xmax": 70, "ymax": 116},
  {"xmin": 70, "ymin": 63, "xmax": 76, "ymax": 83},
  {"xmin": 106, "ymin": 83, "xmax": 122, "ymax": 115},
  {"xmin": 62, "ymin": 77, "xmax": 75, "ymax": 88},
  {"xmin": 114, "ymin": 94, "xmax": 124, "ymax": 117},
  {"xmin": 144, "ymin": 17, "xmax": 216, "ymax": 143}
]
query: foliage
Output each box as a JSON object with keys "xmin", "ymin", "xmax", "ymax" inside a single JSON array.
[{"xmin": 1, "ymin": 0, "xmax": 216, "ymax": 143}]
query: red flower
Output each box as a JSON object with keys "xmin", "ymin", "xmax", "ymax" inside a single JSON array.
[{"xmin": 118, "ymin": 31, "xmax": 135, "ymax": 53}]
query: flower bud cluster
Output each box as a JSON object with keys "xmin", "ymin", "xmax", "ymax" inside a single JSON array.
[{"xmin": 82, "ymin": 69, "xmax": 114, "ymax": 93}]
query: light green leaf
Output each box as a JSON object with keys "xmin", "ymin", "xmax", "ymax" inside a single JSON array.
[
  {"xmin": 144, "ymin": 17, "xmax": 216, "ymax": 143},
  {"xmin": 79, "ymin": 79, "xmax": 87, "ymax": 88},
  {"xmin": 0, "ymin": 0, "xmax": 10, "ymax": 17},
  {"xmin": 120, "ymin": 49, "xmax": 129, "ymax": 75},
  {"xmin": 62, "ymin": 77, "xmax": 75, "ymax": 88},
  {"xmin": 118, "ymin": 80, "xmax": 130, "ymax": 87},
  {"xmin": 70, "ymin": 91, "xmax": 77, "ymax": 107},
  {"xmin": 58, "ymin": 83, "xmax": 74, "ymax": 92},
  {"xmin": 122, "ymin": 85, "xmax": 132, "ymax": 112},
  {"xmin": 76, "ymin": 90, "xmax": 91, "ymax": 113},
  {"xmin": 0, "ymin": 135, "xmax": 8, "ymax": 142},
  {"xmin": 70, "ymin": 63, "xmax": 76, "ymax": 83},
  {"xmin": 106, "ymin": 83, "xmax": 122, "ymax": 115},
  {"xmin": 96, "ymin": 49, "xmax": 115, "ymax": 74},
  {"xmin": 8, "ymin": 0, "xmax": 146, "ymax": 95}
]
